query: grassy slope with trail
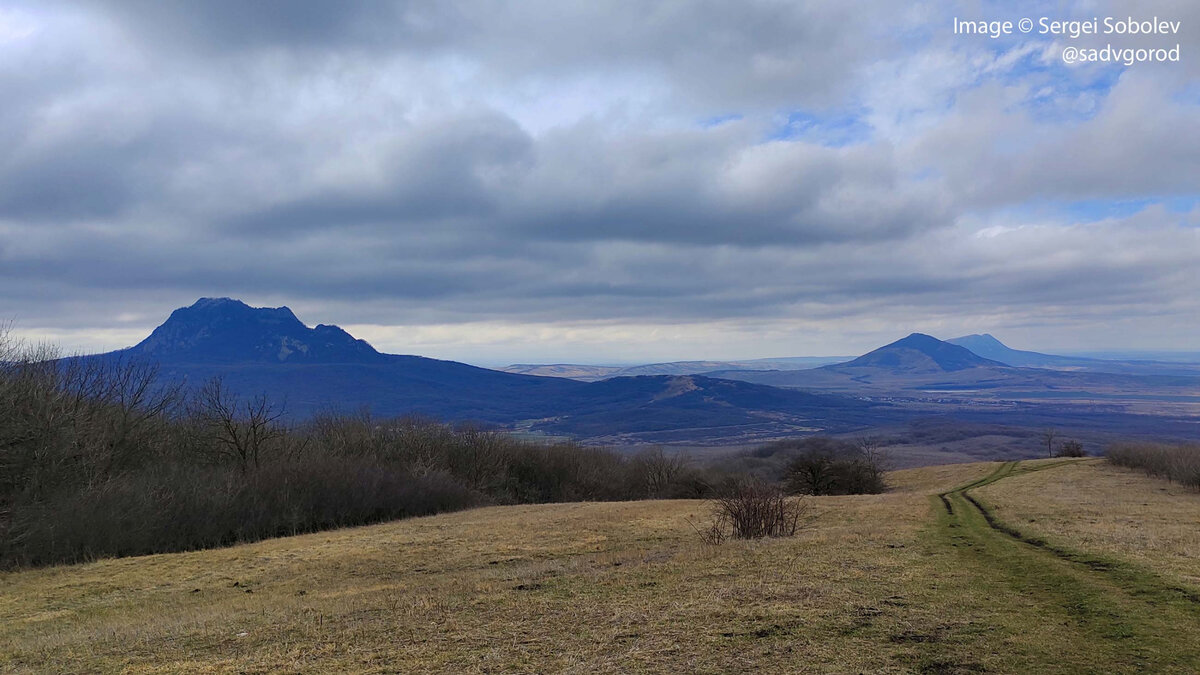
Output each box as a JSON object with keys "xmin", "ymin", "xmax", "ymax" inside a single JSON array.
[
  {"xmin": 3, "ymin": 460, "xmax": 1200, "ymax": 672},
  {"xmin": 976, "ymin": 459, "xmax": 1200, "ymax": 591},
  {"xmin": 937, "ymin": 459, "xmax": 1200, "ymax": 672}
]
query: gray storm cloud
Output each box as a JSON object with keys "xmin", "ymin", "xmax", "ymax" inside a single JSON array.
[{"xmin": 0, "ymin": 0, "xmax": 1197, "ymax": 357}]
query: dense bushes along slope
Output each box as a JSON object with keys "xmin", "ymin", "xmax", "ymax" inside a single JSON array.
[
  {"xmin": 0, "ymin": 334, "xmax": 723, "ymax": 567},
  {"xmin": 0, "ymin": 333, "xmax": 888, "ymax": 567},
  {"xmin": 1107, "ymin": 441, "xmax": 1200, "ymax": 489}
]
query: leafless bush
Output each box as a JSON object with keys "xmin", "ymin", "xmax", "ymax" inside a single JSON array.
[
  {"xmin": 1107, "ymin": 442, "xmax": 1200, "ymax": 490},
  {"xmin": 1057, "ymin": 440, "xmax": 1086, "ymax": 457},
  {"xmin": 690, "ymin": 514, "xmax": 728, "ymax": 546},
  {"xmin": 443, "ymin": 425, "xmax": 518, "ymax": 493},
  {"xmin": 632, "ymin": 446, "xmax": 688, "ymax": 496},
  {"xmin": 785, "ymin": 441, "xmax": 888, "ymax": 496},
  {"xmin": 4, "ymin": 457, "xmax": 482, "ymax": 567},
  {"xmin": 703, "ymin": 480, "xmax": 806, "ymax": 541}
]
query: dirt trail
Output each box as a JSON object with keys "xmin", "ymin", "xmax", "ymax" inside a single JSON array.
[{"xmin": 935, "ymin": 460, "xmax": 1200, "ymax": 672}]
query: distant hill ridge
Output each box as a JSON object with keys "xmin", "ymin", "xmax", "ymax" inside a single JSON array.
[
  {"xmin": 944, "ymin": 333, "xmax": 1200, "ymax": 376},
  {"xmin": 73, "ymin": 303, "xmax": 1200, "ymax": 442},
  {"xmin": 78, "ymin": 298, "xmax": 893, "ymax": 441},
  {"xmin": 503, "ymin": 356, "xmax": 847, "ymax": 381},
  {"xmin": 946, "ymin": 333, "xmax": 1076, "ymax": 368}
]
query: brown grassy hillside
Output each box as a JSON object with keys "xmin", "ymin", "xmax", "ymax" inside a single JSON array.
[{"xmin": 4, "ymin": 459, "xmax": 1200, "ymax": 673}]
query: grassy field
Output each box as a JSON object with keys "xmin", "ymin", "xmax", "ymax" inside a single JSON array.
[
  {"xmin": 4, "ymin": 459, "xmax": 1200, "ymax": 673},
  {"xmin": 975, "ymin": 458, "xmax": 1200, "ymax": 591}
]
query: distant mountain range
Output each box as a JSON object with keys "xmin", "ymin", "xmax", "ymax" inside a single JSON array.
[
  {"xmin": 839, "ymin": 333, "xmax": 1006, "ymax": 372},
  {"xmin": 502, "ymin": 356, "xmax": 848, "ymax": 381},
  {"xmin": 75, "ymin": 299, "xmax": 1200, "ymax": 445},
  {"xmin": 708, "ymin": 333, "xmax": 1200, "ymax": 411},
  {"xmin": 946, "ymin": 334, "xmax": 1200, "ymax": 377},
  {"xmin": 507, "ymin": 332, "xmax": 1200, "ymax": 381},
  {"xmin": 84, "ymin": 298, "xmax": 894, "ymax": 442},
  {"xmin": 708, "ymin": 333, "xmax": 1019, "ymax": 391}
]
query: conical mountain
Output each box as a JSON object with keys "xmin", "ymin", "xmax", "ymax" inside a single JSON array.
[{"xmin": 838, "ymin": 333, "xmax": 1006, "ymax": 372}]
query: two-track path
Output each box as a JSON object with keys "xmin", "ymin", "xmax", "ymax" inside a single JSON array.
[{"xmin": 935, "ymin": 460, "xmax": 1200, "ymax": 672}]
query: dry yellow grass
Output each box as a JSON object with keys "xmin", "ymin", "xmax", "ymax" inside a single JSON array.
[
  {"xmin": 5, "ymin": 459, "xmax": 1200, "ymax": 673},
  {"xmin": 976, "ymin": 458, "xmax": 1200, "ymax": 589},
  {"xmin": 1, "ymin": 463, "xmax": 985, "ymax": 673}
]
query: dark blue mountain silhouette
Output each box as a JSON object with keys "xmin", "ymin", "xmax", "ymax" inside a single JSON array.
[
  {"xmin": 946, "ymin": 333, "xmax": 1200, "ymax": 377},
  {"xmin": 838, "ymin": 333, "xmax": 1006, "ymax": 372},
  {"xmin": 128, "ymin": 298, "xmax": 384, "ymax": 364},
  {"xmin": 84, "ymin": 299, "xmax": 893, "ymax": 440},
  {"xmin": 946, "ymin": 333, "xmax": 1058, "ymax": 366}
]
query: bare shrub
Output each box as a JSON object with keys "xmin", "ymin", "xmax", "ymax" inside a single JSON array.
[
  {"xmin": 1057, "ymin": 440, "xmax": 1086, "ymax": 457},
  {"xmin": 632, "ymin": 446, "xmax": 688, "ymax": 497},
  {"xmin": 1107, "ymin": 442, "xmax": 1200, "ymax": 489},
  {"xmin": 689, "ymin": 514, "xmax": 728, "ymax": 546},
  {"xmin": 706, "ymin": 480, "xmax": 806, "ymax": 541},
  {"xmin": 784, "ymin": 439, "xmax": 888, "ymax": 496},
  {"xmin": 443, "ymin": 425, "xmax": 519, "ymax": 494},
  {"xmin": 4, "ymin": 458, "xmax": 482, "ymax": 567},
  {"xmin": 1168, "ymin": 449, "xmax": 1200, "ymax": 491},
  {"xmin": 786, "ymin": 448, "xmax": 837, "ymax": 495},
  {"xmin": 724, "ymin": 437, "xmax": 889, "ymax": 496}
]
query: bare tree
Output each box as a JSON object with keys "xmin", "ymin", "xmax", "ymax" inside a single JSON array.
[
  {"xmin": 1042, "ymin": 429, "xmax": 1059, "ymax": 458},
  {"xmin": 189, "ymin": 378, "xmax": 285, "ymax": 472},
  {"xmin": 855, "ymin": 435, "xmax": 890, "ymax": 484},
  {"xmin": 445, "ymin": 425, "xmax": 512, "ymax": 493},
  {"xmin": 787, "ymin": 450, "xmax": 836, "ymax": 495},
  {"xmin": 0, "ymin": 336, "xmax": 84, "ymax": 508},
  {"xmin": 635, "ymin": 446, "xmax": 687, "ymax": 496},
  {"xmin": 58, "ymin": 355, "xmax": 181, "ymax": 476}
]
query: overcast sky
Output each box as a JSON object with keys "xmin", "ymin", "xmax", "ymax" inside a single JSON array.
[{"xmin": 2, "ymin": 0, "xmax": 1197, "ymax": 365}]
